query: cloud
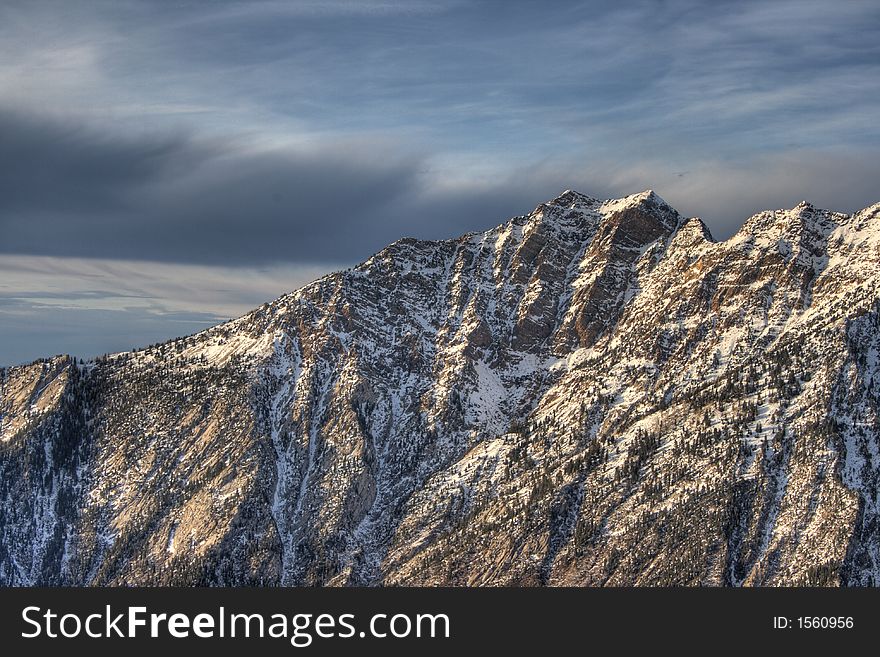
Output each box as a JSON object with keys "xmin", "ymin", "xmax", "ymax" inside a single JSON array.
[
  {"xmin": 0, "ymin": 108, "xmax": 575, "ymax": 265},
  {"xmin": 0, "ymin": 255, "xmax": 335, "ymax": 365},
  {"xmin": 0, "ymin": 108, "xmax": 411, "ymax": 264},
  {"xmin": 2, "ymin": 108, "xmax": 880, "ymax": 270},
  {"xmin": 0, "ymin": 304, "xmax": 221, "ymax": 368},
  {"xmin": 3, "ymin": 0, "xmax": 880, "ymax": 365},
  {"xmin": 0, "ymin": 255, "xmax": 334, "ymax": 317},
  {"xmin": 4, "ymin": 1, "xmax": 878, "ymax": 155},
  {"xmin": 569, "ymin": 150, "xmax": 880, "ymax": 239}
]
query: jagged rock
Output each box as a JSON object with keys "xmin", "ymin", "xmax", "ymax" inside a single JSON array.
[{"xmin": 2, "ymin": 190, "xmax": 880, "ymax": 587}]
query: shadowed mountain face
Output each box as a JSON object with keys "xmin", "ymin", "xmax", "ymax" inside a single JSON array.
[{"xmin": 2, "ymin": 190, "xmax": 880, "ymax": 586}]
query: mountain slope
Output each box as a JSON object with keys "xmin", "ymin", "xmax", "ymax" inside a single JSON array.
[{"xmin": 2, "ymin": 190, "xmax": 880, "ymax": 586}]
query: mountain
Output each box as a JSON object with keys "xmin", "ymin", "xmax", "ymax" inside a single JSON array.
[{"xmin": 2, "ymin": 189, "xmax": 880, "ymax": 586}]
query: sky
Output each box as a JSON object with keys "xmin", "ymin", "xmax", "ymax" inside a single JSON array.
[{"xmin": 1, "ymin": 0, "xmax": 879, "ymax": 366}]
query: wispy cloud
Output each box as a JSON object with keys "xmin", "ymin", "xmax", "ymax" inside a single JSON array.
[
  {"xmin": 0, "ymin": 255, "xmax": 336, "ymax": 365},
  {"xmin": 1, "ymin": 0, "xmax": 878, "ymax": 363}
]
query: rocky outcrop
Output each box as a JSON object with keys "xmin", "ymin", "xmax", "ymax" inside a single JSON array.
[{"xmin": 2, "ymin": 190, "xmax": 879, "ymax": 586}]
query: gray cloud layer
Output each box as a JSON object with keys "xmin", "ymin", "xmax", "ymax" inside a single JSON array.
[
  {"xmin": 2, "ymin": 108, "xmax": 878, "ymax": 269},
  {"xmin": 0, "ymin": 108, "xmax": 568, "ymax": 265},
  {"xmin": 0, "ymin": 255, "xmax": 333, "ymax": 365},
  {"xmin": 2, "ymin": 0, "xmax": 879, "ymax": 265},
  {"xmin": 2, "ymin": 0, "xmax": 879, "ymax": 364}
]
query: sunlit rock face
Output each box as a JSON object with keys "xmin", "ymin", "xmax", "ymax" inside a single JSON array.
[{"xmin": 2, "ymin": 191, "xmax": 880, "ymax": 587}]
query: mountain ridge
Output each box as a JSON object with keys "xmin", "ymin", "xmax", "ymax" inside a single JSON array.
[{"xmin": 2, "ymin": 190, "xmax": 879, "ymax": 586}]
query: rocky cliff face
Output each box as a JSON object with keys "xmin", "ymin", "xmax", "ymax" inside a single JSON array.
[{"xmin": 2, "ymin": 190, "xmax": 880, "ymax": 586}]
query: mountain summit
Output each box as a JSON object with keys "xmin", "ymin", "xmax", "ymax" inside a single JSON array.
[{"xmin": 2, "ymin": 191, "xmax": 879, "ymax": 586}]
